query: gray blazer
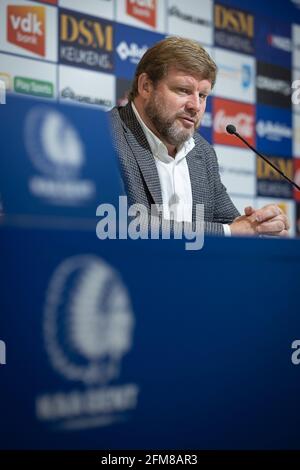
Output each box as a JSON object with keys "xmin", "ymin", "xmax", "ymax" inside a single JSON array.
[{"xmin": 109, "ymin": 102, "xmax": 240, "ymax": 235}]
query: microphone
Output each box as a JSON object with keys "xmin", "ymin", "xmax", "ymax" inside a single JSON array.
[{"xmin": 226, "ymin": 124, "xmax": 300, "ymax": 191}]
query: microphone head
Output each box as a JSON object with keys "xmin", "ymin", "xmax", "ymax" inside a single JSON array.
[{"xmin": 226, "ymin": 124, "xmax": 237, "ymax": 135}]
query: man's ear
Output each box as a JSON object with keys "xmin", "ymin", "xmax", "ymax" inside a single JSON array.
[{"xmin": 137, "ymin": 73, "xmax": 153, "ymax": 98}]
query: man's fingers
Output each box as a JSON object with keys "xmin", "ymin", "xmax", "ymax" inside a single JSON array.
[
  {"xmin": 266, "ymin": 213, "xmax": 290, "ymax": 230},
  {"xmin": 257, "ymin": 219, "xmax": 286, "ymax": 234},
  {"xmin": 244, "ymin": 206, "xmax": 255, "ymax": 216},
  {"xmin": 255, "ymin": 204, "xmax": 282, "ymax": 223},
  {"xmin": 278, "ymin": 229, "xmax": 289, "ymax": 237},
  {"xmin": 279, "ymin": 214, "xmax": 290, "ymax": 230}
]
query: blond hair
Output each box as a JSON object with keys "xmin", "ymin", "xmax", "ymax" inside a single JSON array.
[{"xmin": 128, "ymin": 36, "xmax": 217, "ymax": 101}]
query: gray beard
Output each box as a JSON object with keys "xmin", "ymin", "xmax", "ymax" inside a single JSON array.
[{"xmin": 144, "ymin": 98, "xmax": 196, "ymax": 147}]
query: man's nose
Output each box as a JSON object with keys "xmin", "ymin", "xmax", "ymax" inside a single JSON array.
[{"xmin": 185, "ymin": 93, "xmax": 201, "ymax": 113}]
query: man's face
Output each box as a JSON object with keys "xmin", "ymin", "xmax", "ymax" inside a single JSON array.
[{"xmin": 144, "ymin": 67, "xmax": 212, "ymax": 147}]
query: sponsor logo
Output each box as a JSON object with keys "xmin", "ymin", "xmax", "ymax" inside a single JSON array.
[
  {"xmin": 219, "ymin": 165, "xmax": 253, "ymax": 178},
  {"xmin": 37, "ymin": 0, "xmax": 57, "ymax": 4},
  {"xmin": 0, "ymin": 340, "xmax": 6, "ymax": 365},
  {"xmin": 255, "ymin": 19, "xmax": 291, "ymax": 68},
  {"xmin": 256, "ymin": 120, "xmax": 292, "ymax": 140},
  {"xmin": 126, "ymin": 0, "xmax": 156, "ymax": 28},
  {"xmin": 24, "ymin": 106, "xmax": 95, "ymax": 205},
  {"xmin": 214, "ymin": 4, "xmax": 253, "ymax": 37},
  {"xmin": 267, "ymin": 35, "xmax": 291, "ymax": 53},
  {"xmin": 257, "ymin": 157, "xmax": 293, "ymax": 180},
  {"xmin": 214, "ymin": 50, "xmax": 255, "ymax": 102},
  {"xmin": 59, "ymin": 9, "xmax": 114, "ymax": 72},
  {"xmin": 14, "ymin": 76, "xmax": 54, "ymax": 98},
  {"xmin": 257, "ymin": 156, "xmax": 293, "ymax": 198},
  {"xmin": 168, "ymin": 5, "xmax": 211, "ymax": 27},
  {"xmin": 36, "ymin": 255, "xmax": 138, "ymax": 429},
  {"xmin": 7, "ymin": 5, "xmax": 46, "ymax": 56},
  {"xmin": 257, "ymin": 75, "xmax": 290, "ymax": 95},
  {"xmin": 218, "ymin": 63, "xmax": 252, "ymax": 89},
  {"xmin": 256, "ymin": 106, "xmax": 292, "ymax": 156},
  {"xmin": 257, "ymin": 62, "xmax": 291, "ymax": 108},
  {"xmin": 116, "ymin": 40, "xmax": 147, "ymax": 63},
  {"xmin": 214, "ymin": 3, "xmax": 254, "ymax": 53},
  {"xmin": 214, "ymin": 111, "xmax": 253, "ymax": 138},
  {"xmin": 115, "ymin": 23, "xmax": 164, "ymax": 80},
  {"xmin": 213, "ymin": 98, "xmax": 255, "ymax": 147},
  {"xmin": 61, "ymin": 86, "xmax": 112, "ymax": 108}
]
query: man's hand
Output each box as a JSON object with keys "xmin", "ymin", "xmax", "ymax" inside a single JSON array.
[{"xmin": 230, "ymin": 204, "xmax": 290, "ymax": 237}]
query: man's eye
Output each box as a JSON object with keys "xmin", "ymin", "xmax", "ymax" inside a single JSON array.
[
  {"xmin": 178, "ymin": 88, "xmax": 189, "ymax": 94},
  {"xmin": 199, "ymin": 93, "xmax": 207, "ymax": 100}
]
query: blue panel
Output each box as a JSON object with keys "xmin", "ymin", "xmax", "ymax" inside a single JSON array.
[
  {"xmin": 256, "ymin": 104, "xmax": 292, "ymax": 156},
  {"xmin": 0, "ymin": 96, "xmax": 124, "ymax": 219},
  {"xmin": 219, "ymin": 0, "xmax": 300, "ymax": 22},
  {"xmin": 115, "ymin": 23, "xmax": 164, "ymax": 80},
  {"xmin": 255, "ymin": 17, "xmax": 291, "ymax": 68},
  {"xmin": 0, "ymin": 230, "xmax": 300, "ymax": 449}
]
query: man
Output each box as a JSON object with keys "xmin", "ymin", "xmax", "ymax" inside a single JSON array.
[{"xmin": 110, "ymin": 36, "xmax": 289, "ymax": 236}]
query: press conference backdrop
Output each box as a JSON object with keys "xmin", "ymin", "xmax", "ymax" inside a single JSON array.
[
  {"xmin": 1, "ymin": 0, "xmax": 300, "ymax": 452},
  {"xmin": 0, "ymin": 0, "xmax": 300, "ymax": 234}
]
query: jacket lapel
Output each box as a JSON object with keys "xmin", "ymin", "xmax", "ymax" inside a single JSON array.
[{"xmin": 119, "ymin": 103, "xmax": 163, "ymax": 206}]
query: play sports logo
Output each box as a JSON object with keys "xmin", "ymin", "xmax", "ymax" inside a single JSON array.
[{"xmin": 7, "ymin": 4, "xmax": 45, "ymax": 56}]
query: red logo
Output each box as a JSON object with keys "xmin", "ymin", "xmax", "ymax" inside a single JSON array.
[
  {"xmin": 34, "ymin": 0, "xmax": 57, "ymax": 4},
  {"xmin": 7, "ymin": 5, "xmax": 45, "ymax": 57},
  {"xmin": 213, "ymin": 98, "xmax": 255, "ymax": 147},
  {"xmin": 294, "ymin": 159, "xmax": 300, "ymax": 202},
  {"xmin": 126, "ymin": 0, "xmax": 156, "ymax": 28}
]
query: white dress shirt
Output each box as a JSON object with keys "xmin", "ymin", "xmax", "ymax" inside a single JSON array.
[{"xmin": 131, "ymin": 103, "xmax": 231, "ymax": 235}]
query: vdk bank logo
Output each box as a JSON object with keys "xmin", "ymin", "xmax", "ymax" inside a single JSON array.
[
  {"xmin": 0, "ymin": 340, "xmax": 6, "ymax": 365},
  {"xmin": 36, "ymin": 255, "xmax": 138, "ymax": 430},
  {"xmin": 7, "ymin": 5, "xmax": 46, "ymax": 56},
  {"xmin": 24, "ymin": 106, "xmax": 95, "ymax": 205}
]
